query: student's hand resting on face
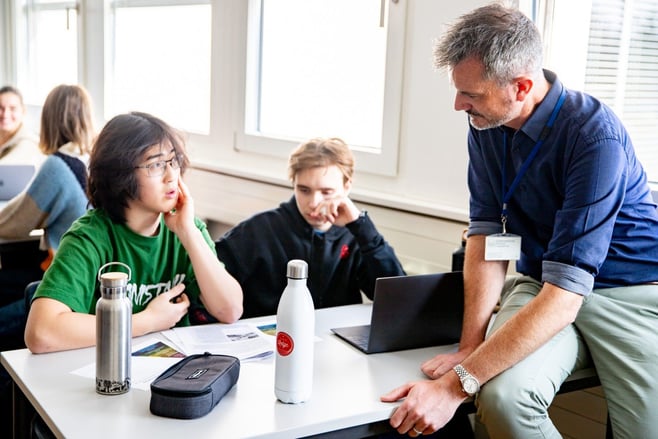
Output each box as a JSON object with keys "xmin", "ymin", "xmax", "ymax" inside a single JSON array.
[
  {"xmin": 143, "ymin": 283, "xmax": 190, "ymax": 331},
  {"xmin": 164, "ymin": 179, "xmax": 196, "ymax": 236},
  {"xmin": 311, "ymin": 195, "xmax": 360, "ymax": 227}
]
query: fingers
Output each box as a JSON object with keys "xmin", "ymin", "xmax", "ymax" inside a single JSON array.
[
  {"xmin": 312, "ymin": 200, "xmax": 338, "ymax": 221},
  {"xmin": 178, "ymin": 177, "xmax": 189, "ymax": 192},
  {"xmin": 390, "ymin": 399, "xmax": 430, "ymax": 437},
  {"xmin": 165, "ymin": 283, "xmax": 186, "ymax": 298},
  {"xmin": 140, "ymin": 285, "xmax": 190, "ymax": 333},
  {"xmin": 390, "ymin": 405, "xmax": 425, "ymax": 437},
  {"xmin": 380, "ymin": 382, "xmax": 413, "ymax": 402},
  {"xmin": 421, "ymin": 350, "xmax": 470, "ymax": 379},
  {"xmin": 312, "ymin": 196, "xmax": 358, "ymax": 224},
  {"xmin": 421, "ymin": 359, "xmax": 444, "ymax": 379},
  {"xmin": 178, "ymin": 178, "xmax": 191, "ymax": 201},
  {"xmin": 409, "ymin": 425, "xmax": 426, "ymax": 437},
  {"xmin": 170, "ymin": 292, "xmax": 190, "ymax": 304},
  {"xmin": 160, "ymin": 285, "xmax": 190, "ymax": 307}
]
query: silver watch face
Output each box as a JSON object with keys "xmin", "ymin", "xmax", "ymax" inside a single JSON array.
[{"xmin": 463, "ymin": 377, "xmax": 479, "ymax": 395}]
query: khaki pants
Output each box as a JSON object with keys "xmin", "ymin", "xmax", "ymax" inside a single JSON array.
[{"xmin": 475, "ymin": 276, "xmax": 658, "ymax": 439}]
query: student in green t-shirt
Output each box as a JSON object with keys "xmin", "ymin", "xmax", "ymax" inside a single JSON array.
[{"xmin": 25, "ymin": 112, "xmax": 243, "ymax": 353}]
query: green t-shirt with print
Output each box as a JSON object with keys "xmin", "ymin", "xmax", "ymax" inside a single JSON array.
[{"xmin": 34, "ymin": 208, "xmax": 216, "ymax": 326}]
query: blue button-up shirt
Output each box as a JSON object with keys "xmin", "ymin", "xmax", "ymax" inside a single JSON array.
[{"xmin": 467, "ymin": 70, "xmax": 658, "ymax": 295}]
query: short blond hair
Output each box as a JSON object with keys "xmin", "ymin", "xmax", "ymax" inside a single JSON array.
[{"xmin": 288, "ymin": 137, "xmax": 355, "ymax": 184}]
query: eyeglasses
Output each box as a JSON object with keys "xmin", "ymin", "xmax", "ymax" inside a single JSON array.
[{"xmin": 135, "ymin": 155, "xmax": 182, "ymax": 177}]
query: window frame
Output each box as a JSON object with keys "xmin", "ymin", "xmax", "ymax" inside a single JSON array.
[
  {"xmin": 232, "ymin": 0, "xmax": 408, "ymax": 177},
  {"xmin": 12, "ymin": 0, "xmax": 82, "ymax": 106},
  {"xmin": 105, "ymin": 0, "xmax": 213, "ymax": 134}
]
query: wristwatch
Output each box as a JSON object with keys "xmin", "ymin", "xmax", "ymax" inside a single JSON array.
[{"xmin": 453, "ymin": 364, "xmax": 480, "ymax": 396}]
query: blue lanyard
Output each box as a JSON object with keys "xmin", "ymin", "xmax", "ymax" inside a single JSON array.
[{"xmin": 500, "ymin": 86, "xmax": 567, "ymax": 233}]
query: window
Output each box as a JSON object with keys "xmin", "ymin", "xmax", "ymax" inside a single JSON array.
[
  {"xmin": 584, "ymin": 0, "xmax": 658, "ymax": 183},
  {"xmin": 9, "ymin": 0, "xmax": 211, "ymax": 134},
  {"xmin": 540, "ymin": 0, "xmax": 658, "ymax": 182},
  {"xmin": 237, "ymin": 0, "xmax": 406, "ymax": 176},
  {"xmin": 108, "ymin": 0, "xmax": 212, "ymax": 134},
  {"xmin": 14, "ymin": 0, "xmax": 79, "ymax": 105},
  {"xmin": 8, "ymin": 0, "xmax": 405, "ymax": 177}
]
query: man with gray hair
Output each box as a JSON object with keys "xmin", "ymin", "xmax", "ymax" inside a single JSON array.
[{"xmin": 381, "ymin": 3, "xmax": 658, "ymax": 438}]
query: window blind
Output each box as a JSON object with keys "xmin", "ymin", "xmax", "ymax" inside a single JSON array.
[{"xmin": 584, "ymin": 0, "xmax": 658, "ymax": 182}]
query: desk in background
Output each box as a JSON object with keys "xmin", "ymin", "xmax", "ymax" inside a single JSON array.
[
  {"xmin": 0, "ymin": 229, "xmax": 44, "ymax": 271},
  {"xmin": 0, "ymin": 228, "xmax": 43, "ymax": 245}
]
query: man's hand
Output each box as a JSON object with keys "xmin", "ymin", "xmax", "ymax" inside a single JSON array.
[
  {"xmin": 421, "ymin": 349, "xmax": 473, "ymax": 379},
  {"xmin": 381, "ymin": 375, "xmax": 466, "ymax": 436}
]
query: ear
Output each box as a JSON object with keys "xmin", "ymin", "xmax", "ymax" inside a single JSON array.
[{"xmin": 515, "ymin": 77, "xmax": 534, "ymax": 101}]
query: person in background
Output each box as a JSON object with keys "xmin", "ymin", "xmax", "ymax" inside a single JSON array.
[
  {"xmin": 212, "ymin": 137, "xmax": 405, "ymax": 320},
  {"xmin": 24, "ymin": 111, "xmax": 243, "ymax": 354},
  {"xmin": 0, "ymin": 84, "xmax": 96, "ymax": 348},
  {"xmin": 0, "ymin": 85, "xmax": 43, "ymax": 166},
  {"xmin": 0, "ymin": 84, "xmax": 95, "ymax": 438},
  {"xmin": 381, "ymin": 4, "xmax": 658, "ymax": 438}
]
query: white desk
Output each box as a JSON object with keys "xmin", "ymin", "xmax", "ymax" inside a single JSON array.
[{"xmin": 1, "ymin": 304, "xmax": 459, "ymax": 439}]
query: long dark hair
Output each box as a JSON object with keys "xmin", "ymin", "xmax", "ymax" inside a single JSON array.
[{"xmin": 87, "ymin": 112, "xmax": 189, "ymax": 223}]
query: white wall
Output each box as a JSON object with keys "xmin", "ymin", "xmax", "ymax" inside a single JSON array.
[{"xmin": 186, "ymin": 168, "xmax": 468, "ymax": 275}]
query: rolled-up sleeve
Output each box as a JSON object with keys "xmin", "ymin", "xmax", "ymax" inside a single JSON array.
[
  {"xmin": 468, "ymin": 220, "xmax": 501, "ymax": 237},
  {"xmin": 542, "ymin": 261, "xmax": 593, "ymax": 295}
]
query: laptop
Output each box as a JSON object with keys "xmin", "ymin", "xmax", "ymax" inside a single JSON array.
[
  {"xmin": 0, "ymin": 164, "xmax": 36, "ymax": 201},
  {"xmin": 331, "ymin": 271, "xmax": 464, "ymax": 354}
]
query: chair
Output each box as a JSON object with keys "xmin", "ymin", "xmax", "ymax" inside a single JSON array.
[
  {"xmin": 24, "ymin": 280, "xmax": 41, "ymax": 315},
  {"xmin": 20, "ymin": 280, "xmax": 57, "ymax": 439}
]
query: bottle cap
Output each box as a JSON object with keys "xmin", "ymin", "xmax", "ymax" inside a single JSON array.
[
  {"xmin": 287, "ymin": 259, "xmax": 308, "ymax": 279},
  {"xmin": 99, "ymin": 271, "xmax": 128, "ymax": 288}
]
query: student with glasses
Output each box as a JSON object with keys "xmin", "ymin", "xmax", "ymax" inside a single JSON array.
[{"xmin": 25, "ymin": 112, "xmax": 243, "ymax": 353}]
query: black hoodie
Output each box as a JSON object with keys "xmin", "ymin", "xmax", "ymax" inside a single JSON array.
[{"xmin": 212, "ymin": 196, "xmax": 405, "ymax": 319}]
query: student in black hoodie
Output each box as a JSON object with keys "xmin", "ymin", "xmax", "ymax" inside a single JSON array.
[{"xmin": 210, "ymin": 137, "xmax": 405, "ymax": 319}]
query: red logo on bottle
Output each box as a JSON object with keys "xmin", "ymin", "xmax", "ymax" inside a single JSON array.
[{"xmin": 276, "ymin": 332, "xmax": 294, "ymax": 356}]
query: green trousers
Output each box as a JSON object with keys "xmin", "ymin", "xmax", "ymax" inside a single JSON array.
[{"xmin": 475, "ymin": 276, "xmax": 658, "ymax": 439}]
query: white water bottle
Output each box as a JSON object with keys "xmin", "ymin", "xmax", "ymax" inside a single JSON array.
[{"xmin": 274, "ymin": 259, "xmax": 315, "ymax": 403}]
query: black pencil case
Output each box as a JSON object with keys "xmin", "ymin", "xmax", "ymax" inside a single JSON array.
[{"xmin": 150, "ymin": 352, "xmax": 240, "ymax": 419}]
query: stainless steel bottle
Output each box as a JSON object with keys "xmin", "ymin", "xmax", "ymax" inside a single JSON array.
[{"xmin": 96, "ymin": 262, "xmax": 132, "ymax": 395}]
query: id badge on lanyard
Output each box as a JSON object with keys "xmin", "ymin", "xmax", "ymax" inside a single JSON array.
[
  {"xmin": 484, "ymin": 86, "xmax": 566, "ymax": 262},
  {"xmin": 485, "ymin": 212, "xmax": 521, "ymax": 261}
]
